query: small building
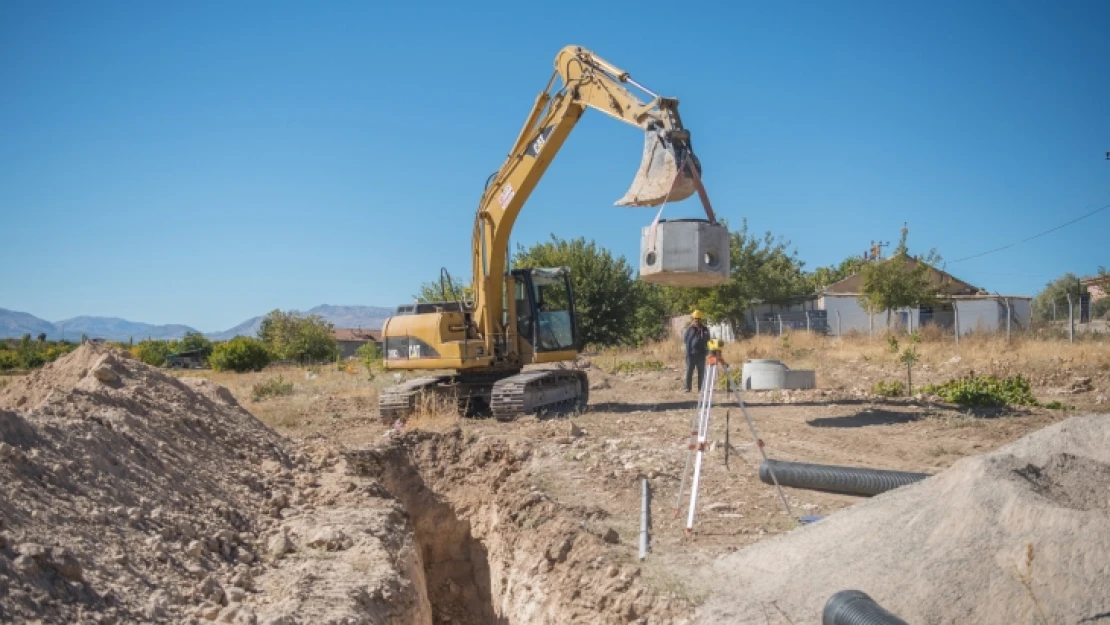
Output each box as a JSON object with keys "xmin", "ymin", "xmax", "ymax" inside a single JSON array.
[
  {"xmin": 332, "ymin": 328, "xmax": 382, "ymax": 359},
  {"xmin": 669, "ymin": 256, "xmax": 1033, "ymax": 339},
  {"xmin": 815, "ymin": 258, "xmax": 1032, "ymax": 336},
  {"xmin": 166, "ymin": 348, "xmax": 207, "ymax": 369},
  {"xmin": 1082, "ymin": 274, "xmax": 1109, "ymax": 302}
]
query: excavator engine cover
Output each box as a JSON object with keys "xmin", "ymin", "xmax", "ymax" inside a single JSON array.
[
  {"xmin": 639, "ymin": 218, "xmax": 730, "ymax": 287},
  {"xmin": 615, "ymin": 129, "xmax": 701, "ymax": 207}
]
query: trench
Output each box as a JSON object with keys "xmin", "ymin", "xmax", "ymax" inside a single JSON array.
[
  {"xmin": 348, "ymin": 431, "xmax": 683, "ymax": 625},
  {"xmin": 384, "ymin": 462, "xmax": 508, "ymax": 625}
]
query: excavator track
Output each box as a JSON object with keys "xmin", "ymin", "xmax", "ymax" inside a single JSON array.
[
  {"xmin": 377, "ymin": 376, "xmax": 449, "ymax": 424},
  {"xmin": 490, "ymin": 369, "xmax": 589, "ymax": 421}
]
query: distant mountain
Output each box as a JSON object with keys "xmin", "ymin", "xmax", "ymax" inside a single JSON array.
[
  {"xmin": 0, "ymin": 304, "xmax": 397, "ymax": 342},
  {"xmin": 0, "ymin": 308, "xmax": 57, "ymax": 339},
  {"xmin": 56, "ymin": 316, "xmax": 200, "ymax": 342},
  {"xmin": 305, "ymin": 305, "xmax": 394, "ymax": 330},
  {"xmin": 206, "ymin": 305, "xmax": 394, "ymax": 340},
  {"xmin": 203, "ymin": 316, "xmax": 264, "ymax": 341}
]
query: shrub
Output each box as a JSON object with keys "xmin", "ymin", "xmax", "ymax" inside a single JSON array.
[
  {"xmin": 132, "ymin": 340, "xmax": 172, "ymax": 367},
  {"xmin": 251, "ymin": 375, "xmax": 293, "ymax": 401},
  {"xmin": 922, "ymin": 373, "xmax": 1038, "ymax": 407},
  {"xmin": 355, "ymin": 342, "xmax": 383, "ymax": 377},
  {"xmin": 872, "ymin": 379, "xmax": 905, "ymax": 397},
  {"xmin": 209, "ymin": 337, "xmax": 272, "ymax": 372},
  {"xmin": 0, "ymin": 351, "xmax": 21, "ymax": 371}
]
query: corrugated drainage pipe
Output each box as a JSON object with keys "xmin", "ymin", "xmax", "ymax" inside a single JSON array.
[
  {"xmin": 823, "ymin": 590, "xmax": 908, "ymax": 625},
  {"xmin": 759, "ymin": 459, "xmax": 930, "ymax": 497}
]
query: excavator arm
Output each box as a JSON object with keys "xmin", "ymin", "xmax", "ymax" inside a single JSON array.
[{"xmin": 470, "ymin": 44, "xmax": 704, "ymax": 347}]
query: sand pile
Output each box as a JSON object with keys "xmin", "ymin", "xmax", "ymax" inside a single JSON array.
[
  {"xmin": 0, "ymin": 344, "xmax": 427, "ymax": 624},
  {"xmin": 692, "ymin": 412, "xmax": 1110, "ymax": 624}
]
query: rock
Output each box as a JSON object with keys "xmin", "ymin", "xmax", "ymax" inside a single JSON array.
[
  {"xmin": 92, "ymin": 364, "xmax": 119, "ymax": 383},
  {"xmin": 13, "ymin": 554, "xmax": 39, "ymax": 575},
  {"xmin": 16, "ymin": 542, "xmax": 47, "ymax": 559},
  {"xmin": 230, "ymin": 568, "xmax": 255, "ymax": 591},
  {"xmin": 196, "ymin": 601, "xmax": 222, "ymax": 621},
  {"xmin": 196, "ymin": 576, "xmax": 227, "ymax": 606},
  {"xmin": 603, "ymin": 528, "xmax": 620, "ymax": 544},
  {"xmin": 186, "ymin": 540, "xmax": 206, "ymax": 558},
  {"xmin": 266, "ymin": 533, "xmax": 293, "ymax": 561},
  {"xmin": 225, "ymin": 587, "xmax": 247, "ymax": 604},
  {"xmin": 233, "ymin": 606, "xmax": 257, "ymax": 625},
  {"xmin": 51, "ymin": 548, "xmax": 83, "ymax": 581},
  {"xmin": 1096, "ymin": 395, "xmax": 1107, "ymax": 405},
  {"xmin": 235, "ymin": 548, "xmax": 254, "ymax": 564},
  {"xmin": 569, "ymin": 422, "xmax": 584, "ymax": 438},
  {"xmin": 146, "ymin": 590, "xmax": 170, "ymax": 618},
  {"xmin": 307, "ymin": 527, "xmax": 351, "ymax": 551}
]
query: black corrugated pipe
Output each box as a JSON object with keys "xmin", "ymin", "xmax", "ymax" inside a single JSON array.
[
  {"xmin": 823, "ymin": 590, "xmax": 908, "ymax": 625},
  {"xmin": 759, "ymin": 459, "xmax": 930, "ymax": 497}
]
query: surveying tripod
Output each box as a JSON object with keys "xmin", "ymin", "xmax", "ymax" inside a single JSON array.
[{"xmin": 674, "ymin": 340, "xmax": 796, "ymax": 535}]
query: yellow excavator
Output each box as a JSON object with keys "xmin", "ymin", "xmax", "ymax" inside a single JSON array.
[{"xmin": 378, "ymin": 45, "xmax": 707, "ymax": 422}]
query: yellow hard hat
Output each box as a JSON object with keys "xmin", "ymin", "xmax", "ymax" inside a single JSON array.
[
  {"xmin": 691, "ymin": 310, "xmax": 704, "ymax": 320},
  {"xmin": 708, "ymin": 338, "xmax": 723, "ymax": 351}
]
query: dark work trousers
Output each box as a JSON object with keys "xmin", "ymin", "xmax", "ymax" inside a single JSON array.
[{"xmin": 685, "ymin": 352, "xmax": 706, "ymax": 392}]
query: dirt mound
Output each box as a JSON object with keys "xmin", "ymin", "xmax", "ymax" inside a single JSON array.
[
  {"xmin": 692, "ymin": 412, "xmax": 1110, "ymax": 624},
  {"xmin": 0, "ymin": 344, "xmax": 427, "ymax": 624}
]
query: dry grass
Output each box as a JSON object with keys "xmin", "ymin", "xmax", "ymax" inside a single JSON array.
[
  {"xmin": 593, "ymin": 330, "xmax": 1108, "ymax": 399},
  {"xmin": 172, "ymin": 363, "xmax": 390, "ymax": 431}
]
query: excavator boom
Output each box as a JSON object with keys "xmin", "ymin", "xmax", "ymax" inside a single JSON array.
[{"xmin": 379, "ymin": 45, "xmax": 709, "ymax": 423}]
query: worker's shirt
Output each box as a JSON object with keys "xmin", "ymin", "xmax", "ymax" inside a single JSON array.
[{"xmin": 685, "ymin": 325, "xmax": 710, "ymax": 355}]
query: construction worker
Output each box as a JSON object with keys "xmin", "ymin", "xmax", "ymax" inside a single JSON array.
[{"xmin": 683, "ymin": 310, "xmax": 711, "ymax": 392}]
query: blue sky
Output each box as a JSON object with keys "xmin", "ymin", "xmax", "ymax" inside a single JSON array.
[{"xmin": 2, "ymin": 0, "xmax": 1108, "ymax": 331}]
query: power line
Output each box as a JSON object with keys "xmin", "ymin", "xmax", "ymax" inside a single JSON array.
[{"xmin": 948, "ymin": 202, "xmax": 1110, "ymax": 264}]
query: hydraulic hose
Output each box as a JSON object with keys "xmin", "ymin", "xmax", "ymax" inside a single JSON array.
[
  {"xmin": 759, "ymin": 459, "xmax": 930, "ymax": 497},
  {"xmin": 823, "ymin": 590, "xmax": 908, "ymax": 625}
]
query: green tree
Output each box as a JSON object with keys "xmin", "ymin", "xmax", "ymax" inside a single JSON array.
[
  {"xmin": 132, "ymin": 340, "xmax": 172, "ymax": 367},
  {"xmin": 355, "ymin": 341, "xmax": 383, "ymax": 375},
  {"xmin": 210, "ymin": 336, "xmax": 272, "ymax": 372},
  {"xmin": 258, "ymin": 310, "xmax": 339, "ymax": 363},
  {"xmin": 512, "ymin": 235, "xmax": 650, "ymax": 347},
  {"xmin": 661, "ymin": 218, "xmax": 812, "ymax": 328},
  {"xmin": 856, "ymin": 225, "xmax": 943, "ymax": 326},
  {"xmin": 180, "ymin": 331, "xmax": 214, "ymax": 360},
  {"xmin": 1031, "ymin": 273, "xmax": 1081, "ymax": 323},
  {"xmin": 808, "ymin": 255, "xmax": 868, "ymax": 291},
  {"xmin": 414, "ymin": 270, "xmax": 474, "ymax": 303}
]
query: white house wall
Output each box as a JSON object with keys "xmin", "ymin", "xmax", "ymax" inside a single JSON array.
[{"xmin": 955, "ymin": 299, "xmax": 1000, "ymax": 335}]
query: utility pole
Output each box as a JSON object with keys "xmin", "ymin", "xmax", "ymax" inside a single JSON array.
[{"xmin": 869, "ymin": 240, "xmax": 890, "ymax": 260}]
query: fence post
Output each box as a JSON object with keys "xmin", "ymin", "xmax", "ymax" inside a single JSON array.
[
  {"xmin": 805, "ymin": 311, "xmax": 811, "ymax": 333},
  {"xmin": 1067, "ymin": 293, "xmax": 1074, "ymax": 343},
  {"xmin": 836, "ymin": 310, "xmax": 842, "ymax": 337},
  {"xmin": 954, "ymin": 302, "xmax": 960, "ymax": 345},
  {"xmin": 869, "ymin": 313, "xmax": 874, "ymax": 339},
  {"xmin": 777, "ymin": 314, "xmax": 783, "ymax": 336},
  {"xmin": 755, "ymin": 317, "xmax": 760, "ymax": 335},
  {"xmin": 1005, "ymin": 298, "xmax": 1012, "ymax": 342},
  {"xmin": 1053, "ymin": 301, "xmax": 1057, "ymax": 322}
]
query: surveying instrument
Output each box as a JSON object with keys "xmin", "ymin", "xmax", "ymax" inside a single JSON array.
[{"xmin": 674, "ymin": 338, "xmax": 796, "ymax": 536}]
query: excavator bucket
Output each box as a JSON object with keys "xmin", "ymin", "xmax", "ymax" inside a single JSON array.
[{"xmin": 614, "ymin": 130, "xmax": 701, "ymax": 207}]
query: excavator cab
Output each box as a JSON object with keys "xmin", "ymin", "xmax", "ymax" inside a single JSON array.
[{"xmin": 511, "ymin": 267, "xmax": 578, "ymax": 359}]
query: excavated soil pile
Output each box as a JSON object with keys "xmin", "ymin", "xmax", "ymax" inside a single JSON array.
[
  {"xmin": 693, "ymin": 412, "xmax": 1110, "ymax": 624},
  {"xmin": 347, "ymin": 428, "xmax": 693, "ymax": 625},
  {"xmin": 0, "ymin": 344, "xmax": 430, "ymax": 624}
]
